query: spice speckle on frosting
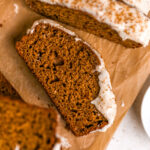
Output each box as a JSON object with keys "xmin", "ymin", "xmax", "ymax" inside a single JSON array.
[
  {"xmin": 39, "ymin": 0, "xmax": 150, "ymax": 46},
  {"xmin": 122, "ymin": 0, "xmax": 150, "ymax": 14}
]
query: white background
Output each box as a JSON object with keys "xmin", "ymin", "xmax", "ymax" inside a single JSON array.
[
  {"xmin": 107, "ymin": 107, "xmax": 150, "ymax": 150},
  {"xmin": 107, "ymin": 78, "xmax": 150, "ymax": 150}
]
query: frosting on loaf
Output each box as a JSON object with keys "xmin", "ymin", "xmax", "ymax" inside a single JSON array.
[
  {"xmin": 122, "ymin": 0, "xmax": 150, "ymax": 15},
  {"xmin": 39, "ymin": 0, "xmax": 150, "ymax": 47}
]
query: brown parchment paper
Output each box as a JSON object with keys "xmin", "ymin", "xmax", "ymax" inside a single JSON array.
[{"xmin": 0, "ymin": 0, "xmax": 150, "ymax": 150}]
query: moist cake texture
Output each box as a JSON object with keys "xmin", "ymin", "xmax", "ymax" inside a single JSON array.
[
  {"xmin": 0, "ymin": 73, "xmax": 20, "ymax": 98},
  {"xmin": 0, "ymin": 97, "xmax": 58, "ymax": 150},
  {"xmin": 16, "ymin": 19, "xmax": 116, "ymax": 136},
  {"xmin": 0, "ymin": 73, "xmax": 58, "ymax": 149},
  {"xmin": 25, "ymin": 0, "xmax": 150, "ymax": 48}
]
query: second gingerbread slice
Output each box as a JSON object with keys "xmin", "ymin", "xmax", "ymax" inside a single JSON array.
[{"xmin": 16, "ymin": 19, "xmax": 116, "ymax": 136}]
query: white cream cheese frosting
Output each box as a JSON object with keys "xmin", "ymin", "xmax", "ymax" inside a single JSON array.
[
  {"xmin": 27, "ymin": 19, "xmax": 75, "ymax": 36},
  {"xmin": 38, "ymin": 0, "xmax": 150, "ymax": 47},
  {"xmin": 90, "ymin": 48, "xmax": 117, "ymax": 132},
  {"xmin": 14, "ymin": 145, "xmax": 20, "ymax": 150},
  {"xmin": 14, "ymin": 3, "xmax": 19, "ymax": 14},
  {"xmin": 28, "ymin": 19, "xmax": 117, "ymax": 132},
  {"xmin": 53, "ymin": 134, "xmax": 71, "ymax": 150},
  {"xmin": 122, "ymin": 0, "xmax": 150, "ymax": 15}
]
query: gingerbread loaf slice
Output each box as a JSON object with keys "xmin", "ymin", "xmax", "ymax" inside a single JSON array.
[
  {"xmin": 0, "ymin": 97, "xmax": 58, "ymax": 150},
  {"xmin": 16, "ymin": 19, "xmax": 116, "ymax": 136},
  {"xmin": 0, "ymin": 73, "xmax": 59, "ymax": 150},
  {"xmin": 0, "ymin": 73, "xmax": 71, "ymax": 150},
  {"xmin": 25, "ymin": 0, "xmax": 150, "ymax": 48}
]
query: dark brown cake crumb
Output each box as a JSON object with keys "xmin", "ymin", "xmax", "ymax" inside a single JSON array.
[
  {"xmin": 0, "ymin": 73, "xmax": 20, "ymax": 99},
  {"xmin": 16, "ymin": 22, "xmax": 108, "ymax": 136},
  {"xmin": 0, "ymin": 97, "xmax": 58, "ymax": 150},
  {"xmin": 0, "ymin": 73, "xmax": 58, "ymax": 149}
]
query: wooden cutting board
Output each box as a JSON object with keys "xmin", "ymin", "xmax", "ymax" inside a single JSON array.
[{"xmin": 0, "ymin": 0, "xmax": 150, "ymax": 149}]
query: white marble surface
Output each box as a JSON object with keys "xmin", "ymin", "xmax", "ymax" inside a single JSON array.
[
  {"xmin": 107, "ymin": 108, "xmax": 150, "ymax": 150},
  {"xmin": 107, "ymin": 78, "xmax": 150, "ymax": 150}
]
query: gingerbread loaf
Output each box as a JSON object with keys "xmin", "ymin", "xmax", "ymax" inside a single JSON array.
[
  {"xmin": 0, "ymin": 97, "xmax": 58, "ymax": 150},
  {"xmin": 0, "ymin": 73, "xmax": 59, "ymax": 150},
  {"xmin": 16, "ymin": 19, "xmax": 117, "ymax": 136},
  {"xmin": 25, "ymin": 0, "xmax": 150, "ymax": 48}
]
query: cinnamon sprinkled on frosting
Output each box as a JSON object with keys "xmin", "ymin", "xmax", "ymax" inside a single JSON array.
[
  {"xmin": 122, "ymin": 0, "xmax": 150, "ymax": 15},
  {"xmin": 40, "ymin": 0, "xmax": 150, "ymax": 46}
]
